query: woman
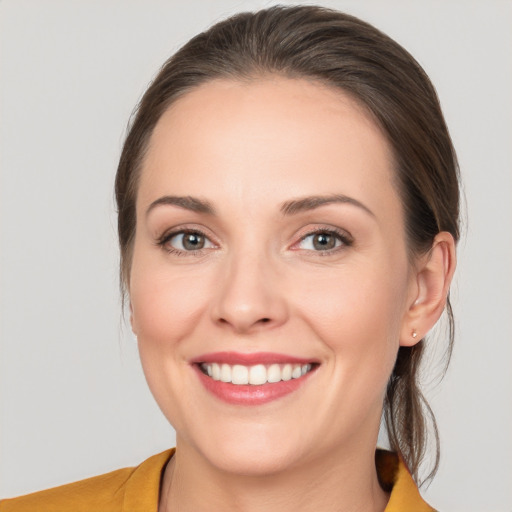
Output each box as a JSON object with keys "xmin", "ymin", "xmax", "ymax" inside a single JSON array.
[{"xmin": 1, "ymin": 5, "xmax": 458, "ymax": 511}]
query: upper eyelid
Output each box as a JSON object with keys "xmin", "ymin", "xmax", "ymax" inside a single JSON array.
[
  {"xmin": 158, "ymin": 225, "xmax": 216, "ymax": 244},
  {"xmin": 293, "ymin": 226, "xmax": 353, "ymax": 243},
  {"xmin": 157, "ymin": 229, "xmax": 217, "ymax": 255},
  {"xmin": 289, "ymin": 230, "xmax": 352, "ymax": 257},
  {"xmin": 156, "ymin": 224, "xmax": 352, "ymax": 250}
]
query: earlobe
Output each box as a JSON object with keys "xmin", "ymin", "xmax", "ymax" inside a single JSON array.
[{"xmin": 400, "ymin": 232, "xmax": 456, "ymax": 347}]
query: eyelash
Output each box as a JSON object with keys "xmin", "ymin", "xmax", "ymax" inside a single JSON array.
[
  {"xmin": 294, "ymin": 227, "xmax": 353, "ymax": 255},
  {"xmin": 156, "ymin": 226, "xmax": 353, "ymax": 256},
  {"xmin": 157, "ymin": 228, "xmax": 213, "ymax": 257}
]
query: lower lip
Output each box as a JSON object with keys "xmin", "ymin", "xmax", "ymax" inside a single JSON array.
[{"xmin": 193, "ymin": 365, "xmax": 316, "ymax": 405}]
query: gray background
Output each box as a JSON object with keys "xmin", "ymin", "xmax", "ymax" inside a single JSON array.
[{"xmin": 1, "ymin": 1, "xmax": 511, "ymax": 510}]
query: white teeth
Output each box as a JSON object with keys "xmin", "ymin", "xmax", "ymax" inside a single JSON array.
[
  {"xmin": 231, "ymin": 365, "xmax": 249, "ymax": 385},
  {"xmin": 292, "ymin": 365, "xmax": 302, "ymax": 379},
  {"xmin": 281, "ymin": 364, "xmax": 292, "ymax": 381},
  {"xmin": 200, "ymin": 362, "xmax": 314, "ymax": 386},
  {"xmin": 267, "ymin": 364, "xmax": 281, "ymax": 383},
  {"xmin": 220, "ymin": 364, "xmax": 231, "ymax": 383},
  {"xmin": 249, "ymin": 364, "xmax": 267, "ymax": 385}
]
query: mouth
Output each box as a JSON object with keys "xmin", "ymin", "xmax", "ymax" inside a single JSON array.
[
  {"xmin": 198, "ymin": 362, "xmax": 315, "ymax": 385},
  {"xmin": 191, "ymin": 352, "xmax": 319, "ymax": 405}
]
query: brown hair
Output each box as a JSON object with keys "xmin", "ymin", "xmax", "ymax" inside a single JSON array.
[{"xmin": 115, "ymin": 5, "xmax": 459, "ymax": 484}]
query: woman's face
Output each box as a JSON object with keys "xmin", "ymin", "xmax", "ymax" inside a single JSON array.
[{"xmin": 130, "ymin": 77, "xmax": 418, "ymax": 474}]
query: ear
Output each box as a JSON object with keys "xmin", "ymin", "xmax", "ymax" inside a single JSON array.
[{"xmin": 400, "ymin": 232, "xmax": 457, "ymax": 347}]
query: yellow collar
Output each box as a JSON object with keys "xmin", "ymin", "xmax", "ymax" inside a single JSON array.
[{"xmin": 122, "ymin": 448, "xmax": 435, "ymax": 511}]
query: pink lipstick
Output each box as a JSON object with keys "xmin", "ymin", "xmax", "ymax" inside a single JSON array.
[{"xmin": 191, "ymin": 352, "xmax": 319, "ymax": 405}]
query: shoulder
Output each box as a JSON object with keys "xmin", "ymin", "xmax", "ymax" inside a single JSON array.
[
  {"xmin": 0, "ymin": 467, "xmax": 133, "ymax": 512},
  {"xmin": 0, "ymin": 449, "xmax": 174, "ymax": 512},
  {"xmin": 376, "ymin": 450, "xmax": 437, "ymax": 512}
]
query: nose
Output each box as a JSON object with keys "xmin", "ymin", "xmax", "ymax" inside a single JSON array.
[{"xmin": 210, "ymin": 250, "xmax": 289, "ymax": 334}]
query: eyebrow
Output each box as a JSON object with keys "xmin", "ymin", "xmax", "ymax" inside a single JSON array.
[
  {"xmin": 280, "ymin": 194, "xmax": 375, "ymax": 217},
  {"xmin": 146, "ymin": 193, "xmax": 374, "ymax": 218},
  {"xmin": 146, "ymin": 195, "xmax": 216, "ymax": 216}
]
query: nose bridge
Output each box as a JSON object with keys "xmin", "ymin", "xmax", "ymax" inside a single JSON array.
[{"xmin": 211, "ymin": 241, "xmax": 287, "ymax": 332}]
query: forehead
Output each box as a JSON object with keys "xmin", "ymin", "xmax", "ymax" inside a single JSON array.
[{"xmin": 138, "ymin": 77, "xmax": 399, "ymax": 219}]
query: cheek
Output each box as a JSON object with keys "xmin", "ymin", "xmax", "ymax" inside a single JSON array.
[
  {"xmin": 293, "ymin": 262, "xmax": 408, "ymax": 374},
  {"xmin": 129, "ymin": 252, "xmax": 209, "ymax": 347},
  {"xmin": 128, "ymin": 251, "xmax": 213, "ymax": 429},
  {"xmin": 300, "ymin": 268, "xmax": 405, "ymax": 333}
]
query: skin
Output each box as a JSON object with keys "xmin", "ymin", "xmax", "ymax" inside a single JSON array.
[{"xmin": 129, "ymin": 77, "xmax": 456, "ymax": 512}]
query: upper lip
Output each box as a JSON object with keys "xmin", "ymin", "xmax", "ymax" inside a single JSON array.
[{"xmin": 190, "ymin": 351, "xmax": 319, "ymax": 366}]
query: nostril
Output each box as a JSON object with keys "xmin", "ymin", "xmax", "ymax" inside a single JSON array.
[{"xmin": 260, "ymin": 318, "xmax": 271, "ymax": 323}]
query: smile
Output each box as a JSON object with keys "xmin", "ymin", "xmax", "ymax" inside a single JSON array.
[
  {"xmin": 199, "ymin": 362, "xmax": 313, "ymax": 385},
  {"xmin": 191, "ymin": 352, "xmax": 319, "ymax": 405}
]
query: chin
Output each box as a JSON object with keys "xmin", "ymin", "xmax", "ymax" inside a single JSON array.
[
  {"xmin": 184, "ymin": 421, "xmax": 307, "ymax": 477},
  {"xmin": 209, "ymin": 443, "xmax": 302, "ymax": 477}
]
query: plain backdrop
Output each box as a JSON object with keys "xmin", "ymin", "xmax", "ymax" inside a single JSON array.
[{"xmin": 1, "ymin": 1, "xmax": 511, "ymax": 510}]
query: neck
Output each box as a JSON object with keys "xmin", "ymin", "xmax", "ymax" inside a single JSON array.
[{"xmin": 159, "ymin": 439, "xmax": 389, "ymax": 512}]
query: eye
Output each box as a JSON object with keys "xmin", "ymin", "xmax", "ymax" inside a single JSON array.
[
  {"xmin": 160, "ymin": 230, "xmax": 215, "ymax": 253},
  {"xmin": 296, "ymin": 229, "xmax": 351, "ymax": 252}
]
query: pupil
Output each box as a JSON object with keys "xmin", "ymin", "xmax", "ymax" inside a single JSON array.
[
  {"xmin": 183, "ymin": 233, "xmax": 204, "ymax": 250},
  {"xmin": 313, "ymin": 233, "xmax": 334, "ymax": 250}
]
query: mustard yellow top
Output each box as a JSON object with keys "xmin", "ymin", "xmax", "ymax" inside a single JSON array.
[{"xmin": 0, "ymin": 449, "xmax": 435, "ymax": 511}]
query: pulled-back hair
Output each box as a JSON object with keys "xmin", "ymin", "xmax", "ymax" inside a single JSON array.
[{"xmin": 115, "ymin": 5, "xmax": 459, "ymax": 484}]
